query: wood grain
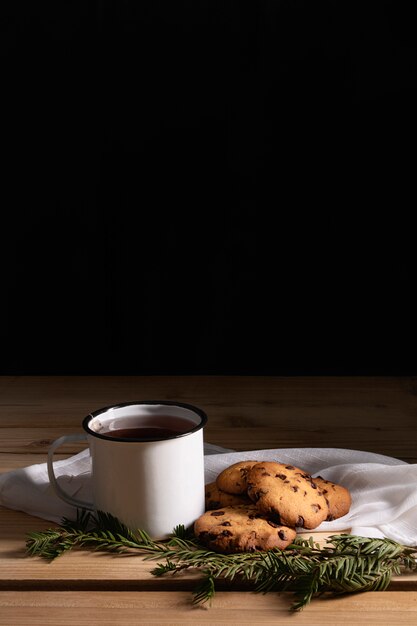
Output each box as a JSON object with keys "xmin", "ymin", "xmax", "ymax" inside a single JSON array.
[
  {"xmin": 1, "ymin": 591, "xmax": 417, "ymax": 625},
  {"xmin": 0, "ymin": 376, "xmax": 416, "ymax": 460}
]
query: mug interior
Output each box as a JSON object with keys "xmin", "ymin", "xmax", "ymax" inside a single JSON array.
[{"xmin": 83, "ymin": 401, "xmax": 207, "ymax": 442}]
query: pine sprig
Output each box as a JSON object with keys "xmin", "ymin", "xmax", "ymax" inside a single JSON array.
[
  {"xmin": 26, "ymin": 510, "xmax": 167, "ymax": 560},
  {"xmin": 25, "ymin": 511, "xmax": 417, "ymax": 612}
]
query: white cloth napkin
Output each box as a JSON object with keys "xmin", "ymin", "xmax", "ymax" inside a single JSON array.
[{"xmin": 1, "ymin": 444, "xmax": 416, "ymax": 546}]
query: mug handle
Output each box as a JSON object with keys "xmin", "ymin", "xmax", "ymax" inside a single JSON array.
[{"xmin": 47, "ymin": 434, "xmax": 94, "ymax": 510}]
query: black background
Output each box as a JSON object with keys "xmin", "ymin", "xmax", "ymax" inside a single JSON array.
[{"xmin": 2, "ymin": 1, "xmax": 416, "ymax": 375}]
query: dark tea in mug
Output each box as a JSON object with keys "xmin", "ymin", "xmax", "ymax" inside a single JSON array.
[{"xmin": 101, "ymin": 415, "xmax": 195, "ymax": 440}]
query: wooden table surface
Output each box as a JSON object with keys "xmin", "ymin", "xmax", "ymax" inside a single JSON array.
[{"xmin": 1, "ymin": 375, "xmax": 417, "ymax": 625}]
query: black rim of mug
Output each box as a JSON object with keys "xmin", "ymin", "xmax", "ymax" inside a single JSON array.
[{"xmin": 82, "ymin": 400, "xmax": 208, "ymax": 442}]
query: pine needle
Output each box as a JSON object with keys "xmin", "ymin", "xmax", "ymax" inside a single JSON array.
[{"xmin": 25, "ymin": 509, "xmax": 417, "ymax": 612}]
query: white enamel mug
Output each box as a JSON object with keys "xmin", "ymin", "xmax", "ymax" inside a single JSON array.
[{"xmin": 47, "ymin": 401, "xmax": 207, "ymax": 538}]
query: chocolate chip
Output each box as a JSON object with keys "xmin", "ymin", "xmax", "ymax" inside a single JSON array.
[
  {"xmin": 267, "ymin": 520, "xmax": 279, "ymax": 528},
  {"xmin": 310, "ymin": 481, "xmax": 317, "ymax": 489},
  {"xmin": 270, "ymin": 511, "xmax": 282, "ymax": 524},
  {"xmin": 210, "ymin": 511, "xmax": 225, "ymax": 516},
  {"xmin": 278, "ymin": 530, "xmax": 286, "ymax": 540},
  {"xmin": 284, "ymin": 480, "xmax": 290, "ymax": 483},
  {"xmin": 276, "ymin": 474, "xmax": 287, "ymax": 480},
  {"xmin": 291, "ymin": 486, "xmax": 299, "ymax": 492},
  {"xmin": 221, "ymin": 521, "xmax": 232, "ymax": 526},
  {"xmin": 262, "ymin": 472, "xmax": 271, "ymax": 477},
  {"xmin": 285, "ymin": 465, "xmax": 295, "ymax": 470},
  {"xmin": 253, "ymin": 489, "xmax": 267, "ymax": 502},
  {"xmin": 311, "ymin": 504, "xmax": 322, "ymax": 512},
  {"xmin": 220, "ymin": 530, "xmax": 232, "ymax": 537},
  {"xmin": 297, "ymin": 516, "xmax": 305, "ymax": 527}
]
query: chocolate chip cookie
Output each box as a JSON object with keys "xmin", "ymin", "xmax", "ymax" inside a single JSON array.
[
  {"xmin": 246, "ymin": 461, "xmax": 329, "ymax": 529},
  {"xmin": 194, "ymin": 504, "xmax": 297, "ymax": 553},
  {"xmin": 205, "ymin": 481, "xmax": 251, "ymax": 510},
  {"xmin": 216, "ymin": 460, "xmax": 258, "ymax": 495},
  {"xmin": 313, "ymin": 476, "xmax": 352, "ymax": 521}
]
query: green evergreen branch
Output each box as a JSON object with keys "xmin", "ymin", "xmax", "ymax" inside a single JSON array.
[{"xmin": 25, "ymin": 510, "xmax": 417, "ymax": 612}]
